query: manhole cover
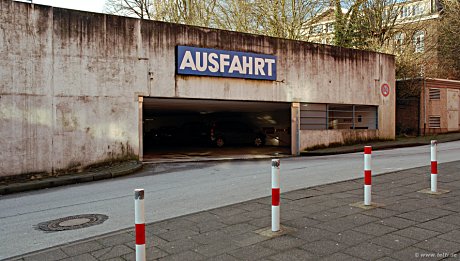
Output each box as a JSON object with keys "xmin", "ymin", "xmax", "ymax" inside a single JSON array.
[{"xmin": 36, "ymin": 214, "xmax": 108, "ymax": 232}]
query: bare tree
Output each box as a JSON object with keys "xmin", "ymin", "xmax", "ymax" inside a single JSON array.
[
  {"xmin": 104, "ymin": 0, "xmax": 326, "ymax": 40},
  {"xmin": 213, "ymin": 0, "xmax": 262, "ymax": 34},
  {"xmin": 104, "ymin": 0, "xmax": 156, "ymax": 19},
  {"xmin": 438, "ymin": 0, "xmax": 460, "ymax": 79},
  {"xmin": 333, "ymin": 0, "xmax": 407, "ymax": 50},
  {"xmin": 253, "ymin": 0, "xmax": 326, "ymax": 40},
  {"xmin": 104, "ymin": 0, "xmax": 217, "ymax": 27}
]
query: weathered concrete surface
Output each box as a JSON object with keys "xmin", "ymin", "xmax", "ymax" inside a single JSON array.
[
  {"xmin": 0, "ymin": 0, "xmax": 395, "ymax": 177},
  {"xmin": 300, "ymin": 130, "xmax": 381, "ymax": 150}
]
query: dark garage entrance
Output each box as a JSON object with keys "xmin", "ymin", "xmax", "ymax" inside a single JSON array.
[{"xmin": 142, "ymin": 98, "xmax": 291, "ymax": 162}]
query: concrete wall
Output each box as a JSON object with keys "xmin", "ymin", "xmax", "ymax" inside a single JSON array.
[
  {"xmin": 0, "ymin": 0, "xmax": 395, "ymax": 177},
  {"xmin": 301, "ymin": 130, "xmax": 380, "ymax": 149},
  {"xmin": 1, "ymin": 2, "xmax": 142, "ymax": 177}
]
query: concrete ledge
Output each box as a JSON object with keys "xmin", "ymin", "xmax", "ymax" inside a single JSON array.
[
  {"xmin": 74, "ymin": 174, "xmax": 96, "ymax": 183},
  {"xmin": 301, "ymin": 143, "xmax": 426, "ymax": 156},
  {"xmin": 93, "ymin": 172, "xmax": 112, "ymax": 181},
  {"xmin": 46, "ymin": 177, "xmax": 77, "ymax": 187},
  {"xmin": 0, "ymin": 161, "xmax": 143, "ymax": 195},
  {"xmin": 0, "ymin": 181, "xmax": 47, "ymax": 195},
  {"xmin": 111, "ymin": 164, "xmax": 143, "ymax": 177}
]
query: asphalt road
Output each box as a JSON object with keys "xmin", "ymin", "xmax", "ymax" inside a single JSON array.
[{"xmin": 1, "ymin": 141, "xmax": 460, "ymax": 259}]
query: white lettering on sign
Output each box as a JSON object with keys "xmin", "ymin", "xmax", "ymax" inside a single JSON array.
[
  {"xmin": 208, "ymin": 53, "xmax": 219, "ymax": 73},
  {"xmin": 265, "ymin": 58, "xmax": 275, "ymax": 76},
  {"xmin": 179, "ymin": 51, "xmax": 196, "ymax": 70},
  {"xmin": 177, "ymin": 46, "xmax": 277, "ymax": 80},
  {"xmin": 242, "ymin": 56, "xmax": 253, "ymax": 75}
]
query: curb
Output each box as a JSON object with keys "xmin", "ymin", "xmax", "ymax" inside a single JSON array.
[
  {"xmin": 300, "ymin": 142, "xmax": 427, "ymax": 156},
  {"xmin": 0, "ymin": 162, "xmax": 143, "ymax": 196},
  {"xmin": 143, "ymin": 154, "xmax": 293, "ymax": 165}
]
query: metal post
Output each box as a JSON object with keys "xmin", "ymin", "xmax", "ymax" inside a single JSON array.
[
  {"xmin": 135, "ymin": 189, "xmax": 146, "ymax": 261},
  {"xmin": 431, "ymin": 140, "xmax": 437, "ymax": 192},
  {"xmin": 271, "ymin": 159, "xmax": 280, "ymax": 232},
  {"xmin": 364, "ymin": 146, "xmax": 372, "ymax": 206}
]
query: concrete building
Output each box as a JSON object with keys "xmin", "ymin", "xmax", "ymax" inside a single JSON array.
[{"xmin": 0, "ymin": 0, "xmax": 395, "ymax": 179}]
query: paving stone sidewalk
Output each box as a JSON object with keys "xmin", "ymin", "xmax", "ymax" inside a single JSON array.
[{"xmin": 11, "ymin": 161, "xmax": 460, "ymax": 261}]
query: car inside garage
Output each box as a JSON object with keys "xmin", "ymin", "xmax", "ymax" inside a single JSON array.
[{"xmin": 142, "ymin": 98, "xmax": 291, "ymax": 161}]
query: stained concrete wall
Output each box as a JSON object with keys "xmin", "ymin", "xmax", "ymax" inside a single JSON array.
[
  {"xmin": 300, "ymin": 130, "xmax": 380, "ymax": 150},
  {"xmin": 0, "ymin": 0, "xmax": 395, "ymax": 177}
]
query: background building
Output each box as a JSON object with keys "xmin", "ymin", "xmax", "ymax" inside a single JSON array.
[
  {"xmin": 397, "ymin": 78, "xmax": 460, "ymax": 135},
  {"xmin": 305, "ymin": 0, "xmax": 460, "ymax": 136}
]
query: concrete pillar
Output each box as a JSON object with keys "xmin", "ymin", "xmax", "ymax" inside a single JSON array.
[
  {"xmin": 291, "ymin": 103, "xmax": 300, "ymax": 156},
  {"xmin": 138, "ymin": 96, "xmax": 144, "ymax": 161}
]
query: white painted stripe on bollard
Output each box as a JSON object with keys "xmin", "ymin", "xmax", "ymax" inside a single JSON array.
[
  {"xmin": 364, "ymin": 185, "xmax": 372, "ymax": 206},
  {"xmin": 272, "ymin": 206, "xmax": 280, "ymax": 232},
  {"xmin": 431, "ymin": 174, "xmax": 437, "ymax": 193},
  {"xmin": 271, "ymin": 159, "xmax": 280, "ymax": 232},
  {"xmin": 135, "ymin": 189, "xmax": 146, "ymax": 261}
]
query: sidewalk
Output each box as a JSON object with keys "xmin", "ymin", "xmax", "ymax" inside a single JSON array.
[{"xmin": 11, "ymin": 161, "xmax": 460, "ymax": 261}]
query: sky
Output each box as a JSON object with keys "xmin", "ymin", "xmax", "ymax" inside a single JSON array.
[{"xmin": 16, "ymin": 0, "xmax": 107, "ymax": 13}]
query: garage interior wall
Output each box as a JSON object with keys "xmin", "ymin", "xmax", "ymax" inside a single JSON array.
[{"xmin": 0, "ymin": 0, "xmax": 395, "ymax": 177}]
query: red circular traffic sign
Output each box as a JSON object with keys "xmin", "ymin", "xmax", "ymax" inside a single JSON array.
[{"xmin": 381, "ymin": 83, "xmax": 390, "ymax": 97}]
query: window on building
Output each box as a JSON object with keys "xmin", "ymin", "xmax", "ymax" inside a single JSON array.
[
  {"xmin": 413, "ymin": 30, "xmax": 425, "ymax": 53},
  {"xmin": 354, "ymin": 105, "xmax": 378, "ymax": 130},
  {"xmin": 300, "ymin": 104, "xmax": 327, "ymax": 130},
  {"xmin": 300, "ymin": 103, "xmax": 378, "ymax": 130},
  {"xmin": 394, "ymin": 32, "xmax": 405, "ymax": 46},
  {"xmin": 387, "ymin": 8, "xmax": 399, "ymax": 20},
  {"xmin": 328, "ymin": 104, "xmax": 354, "ymax": 129},
  {"xmin": 429, "ymin": 116, "xmax": 441, "ymax": 128},
  {"xmin": 429, "ymin": 88, "xmax": 441, "ymax": 100},
  {"xmin": 400, "ymin": 6, "xmax": 412, "ymax": 18},
  {"xmin": 412, "ymin": 4, "xmax": 424, "ymax": 15},
  {"xmin": 326, "ymin": 23, "xmax": 335, "ymax": 33},
  {"xmin": 311, "ymin": 24, "xmax": 323, "ymax": 34}
]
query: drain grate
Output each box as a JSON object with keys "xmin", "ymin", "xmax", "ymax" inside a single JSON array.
[{"xmin": 36, "ymin": 214, "xmax": 108, "ymax": 232}]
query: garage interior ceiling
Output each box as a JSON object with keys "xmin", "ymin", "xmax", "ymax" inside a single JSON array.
[{"xmin": 143, "ymin": 98, "xmax": 290, "ymax": 113}]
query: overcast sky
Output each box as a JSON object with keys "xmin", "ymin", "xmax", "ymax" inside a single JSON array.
[{"xmin": 17, "ymin": 0, "xmax": 106, "ymax": 13}]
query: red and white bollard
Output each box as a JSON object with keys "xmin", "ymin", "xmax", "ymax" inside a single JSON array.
[
  {"xmin": 271, "ymin": 159, "xmax": 280, "ymax": 232},
  {"xmin": 431, "ymin": 140, "xmax": 438, "ymax": 193},
  {"xmin": 364, "ymin": 146, "xmax": 372, "ymax": 206},
  {"xmin": 135, "ymin": 189, "xmax": 146, "ymax": 261}
]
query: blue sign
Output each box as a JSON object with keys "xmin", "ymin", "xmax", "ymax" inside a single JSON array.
[{"xmin": 176, "ymin": 46, "xmax": 277, "ymax": 81}]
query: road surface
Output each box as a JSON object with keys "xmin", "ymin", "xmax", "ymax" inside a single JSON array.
[{"xmin": 1, "ymin": 141, "xmax": 460, "ymax": 259}]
